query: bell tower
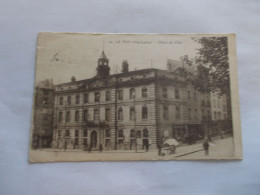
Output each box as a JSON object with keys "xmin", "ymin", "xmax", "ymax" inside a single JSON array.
[{"xmin": 96, "ymin": 50, "xmax": 110, "ymax": 78}]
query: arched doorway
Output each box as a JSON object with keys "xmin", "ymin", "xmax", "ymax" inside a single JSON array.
[{"xmin": 90, "ymin": 131, "xmax": 97, "ymax": 148}]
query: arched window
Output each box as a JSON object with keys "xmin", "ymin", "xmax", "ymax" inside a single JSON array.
[
  {"xmin": 136, "ymin": 130, "xmax": 141, "ymax": 138},
  {"xmin": 76, "ymin": 95, "xmax": 80, "ymax": 104},
  {"xmin": 67, "ymin": 96, "xmax": 71, "ymax": 105},
  {"xmin": 175, "ymin": 89, "xmax": 180, "ymax": 99},
  {"xmin": 142, "ymin": 106, "xmax": 148, "ymax": 119},
  {"xmin": 75, "ymin": 110, "xmax": 79, "ymax": 122},
  {"xmin": 59, "ymin": 97, "xmax": 63, "ymax": 105},
  {"xmin": 163, "ymin": 105, "xmax": 168, "ymax": 120},
  {"xmin": 118, "ymin": 107, "xmax": 123, "ymax": 120},
  {"xmin": 130, "ymin": 106, "xmax": 135, "ymax": 120},
  {"xmin": 66, "ymin": 111, "xmax": 70, "ymax": 122},
  {"xmin": 143, "ymin": 128, "xmax": 148, "ymax": 137},
  {"xmin": 106, "ymin": 91, "xmax": 110, "ymax": 101},
  {"xmin": 130, "ymin": 88, "xmax": 135, "ymax": 99},
  {"xmin": 58, "ymin": 111, "xmax": 63, "ymax": 123},
  {"xmin": 142, "ymin": 87, "xmax": 148, "ymax": 98},
  {"xmin": 130, "ymin": 129, "xmax": 135, "ymax": 138},
  {"xmin": 118, "ymin": 129, "xmax": 124, "ymax": 138},
  {"xmin": 162, "ymin": 88, "xmax": 167, "ymax": 98}
]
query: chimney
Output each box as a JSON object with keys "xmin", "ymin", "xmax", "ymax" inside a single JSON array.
[{"xmin": 122, "ymin": 60, "xmax": 129, "ymax": 73}]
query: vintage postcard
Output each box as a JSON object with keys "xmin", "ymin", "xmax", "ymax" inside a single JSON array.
[{"xmin": 29, "ymin": 33, "xmax": 242, "ymax": 162}]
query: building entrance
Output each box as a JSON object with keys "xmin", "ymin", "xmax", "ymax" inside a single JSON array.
[{"xmin": 90, "ymin": 131, "xmax": 97, "ymax": 148}]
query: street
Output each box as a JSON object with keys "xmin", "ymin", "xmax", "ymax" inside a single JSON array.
[{"xmin": 30, "ymin": 137, "xmax": 234, "ymax": 162}]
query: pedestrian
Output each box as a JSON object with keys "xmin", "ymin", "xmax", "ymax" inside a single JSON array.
[
  {"xmin": 99, "ymin": 144, "xmax": 103, "ymax": 152},
  {"xmin": 158, "ymin": 144, "xmax": 162, "ymax": 156},
  {"xmin": 203, "ymin": 139, "xmax": 209, "ymax": 156}
]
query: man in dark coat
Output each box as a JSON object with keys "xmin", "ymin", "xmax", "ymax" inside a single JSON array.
[{"xmin": 203, "ymin": 139, "xmax": 209, "ymax": 156}]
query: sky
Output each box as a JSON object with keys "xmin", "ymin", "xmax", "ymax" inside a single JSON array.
[{"xmin": 35, "ymin": 33, "xmax": 202, "ymax": 85}]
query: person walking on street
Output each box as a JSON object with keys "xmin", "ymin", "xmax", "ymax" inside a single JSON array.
[
  {"xmin": 203, "ymin": 139, "xmax": 209, "ymax": 156},
  {"xmin": 158, "ymin": 144, "xmax": 162, "ymax": 156},
  {"xmin": 99, "ymin": 144, "xmax": 103, "ymax": 152}
]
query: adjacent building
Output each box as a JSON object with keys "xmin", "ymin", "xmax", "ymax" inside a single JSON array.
[{"xmin": 32, "ymin": 85, "xmax": 55, "ymax": 149}]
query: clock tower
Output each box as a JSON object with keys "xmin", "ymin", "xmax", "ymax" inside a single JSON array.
[{"xmin": 96, "ymin": 50, "xmax": 110, "ymax": 78}]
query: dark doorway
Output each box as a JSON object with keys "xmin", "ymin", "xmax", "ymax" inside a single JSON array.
[{"xmin": 90, "ymin": 131, "xmax": 97, "ymax": 148}]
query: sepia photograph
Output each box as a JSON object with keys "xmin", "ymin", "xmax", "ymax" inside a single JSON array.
[{"xmin": 29, "ymin": 33, "xmax": 242, "ymax": 162}]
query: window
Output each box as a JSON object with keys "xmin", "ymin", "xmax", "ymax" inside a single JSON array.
[
  {"xmin": 58, "ymin": 112, "xmax": 63, "ymax": 123},
  {"xmin": 214, "ymin": 111, "xmax": 217, "ymax": 120},
  {"xmin": 201, "ymin": 100, "xmax": 205, "ymax": 107},
  {"xmin": 136, "ymin": 130, "xmax": 141, "ymax": 138},
  {"xmin": 95, "ymin": 92, "xmax": 100, "ymax": 102},
  {"xmin": 207, "ymin": 101, "xmax": 210, "ymax": 107},
  {"xmin": 163, "ymin": 105, "xmax": 168, "ymax": 120},
  {"xmin": 84, "ymin": 93, "xmax": 88, "ymax": 103},
  {"xmin": 207, "ymin": 110, "xmax": 211, "ymax": 120},
  {"xmin": 83, "ymin": 129, "xmax": 87, "ymax": 137},
  {"xmin": 118, "ymin": 129, "xmax": 124, "ymax": 138},
  {"xmin": 194, "ymin": 91, "xmax": 197, "ymax": 100},
  {"xmin": 130, "ymin": 88, "xmax": 135, "ymax": 99},
  {"xmin": 162, "ymin": 88, "xmax": 167, "ymax": 98},
  {"xmin": 118, "ymin": 90, "xmax": 123, "ymax": 100},
  {"xmin": 83, "ymin": 110, "xmax": 89, "ymax": 122},
  {"xmin": 176, "ymin": 105, "xmax": 180, "ymax": 119},
  {"xmin": 142, "ymin": 106, "xmax": 148, "ymax": 119},
  {"xmin": 94, "ymin": 109, "xmax": 99, "ymax": 121},
  {"xmin": 43, "ymin": 89, "xmax": 49, "ymax": 95},
  {"xmin": 142, "ymin": 88, "xmax": 148, "ymax": 98},
  {"xmin": 105, "ymin": 129, "xmax": 111, "ymax": 137},
  {"xmin": 218, "ymin": 112, "xmax": 221, "ymax": 119},
  {"xmin": 76, "ymin": 95, "xmax": 80, "ymax": 104},
  {"xmin": 118, "ymin": 107, "xmax": 123, "ymax": 120},
  {"xmin": 188, "ymin": 108, "xmax": 191, "ymax": 120},
  {"xmin": 58, "ymin": 130, "xmax": 61, "ymax": 137},
  {"xmin": 75, "ymin": 130, "xmax": 79, "ymax": 137},
  {"xmin": 175, "ymin": 89, "xmax": 180, "ymax": 99},
  {"xmin": 130, "ymin": 129, "xmax": 135, "ymax": 138},
  {"xmin": 67, "ymin": 96, "xmax": 71, "ymax": 105},
  {"xmin": 65, "ymin": 130, "xmax": 70, "ymax": 137},
  {"xmin": 194, "ymin": 109, "xmax": 198, "ymax": 120},
  {"xmin": 130, "ymin": 106, "xmax": 135, "ymax": 120},
  {"xmin": 66, "ymin": 111, "xmax": 70, "ymax": 122},
  {"xmin": 106, "ymin": 91, "xmax": 110, "ymax": 101},
  {"xmin": 59, "ymin": 97, "xmax": 63, "ymax": 105},
  {"xmin": 143, "ymin": 128, "xmax": 148, "ymax": 137},
  {"xmin": 105, "ymin": 108, "xmax": 110, "ymax": 121},
  {"xmin": 118, "ymin": 139, "xmax": 124, "ymax": 144},
  {"xmin": 75, "ymin": 111, "xmax": 79, "ymax": 122},
  {"xmin": 187, "ymin": 90, "xmax": 190, "ymax": 99}
]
